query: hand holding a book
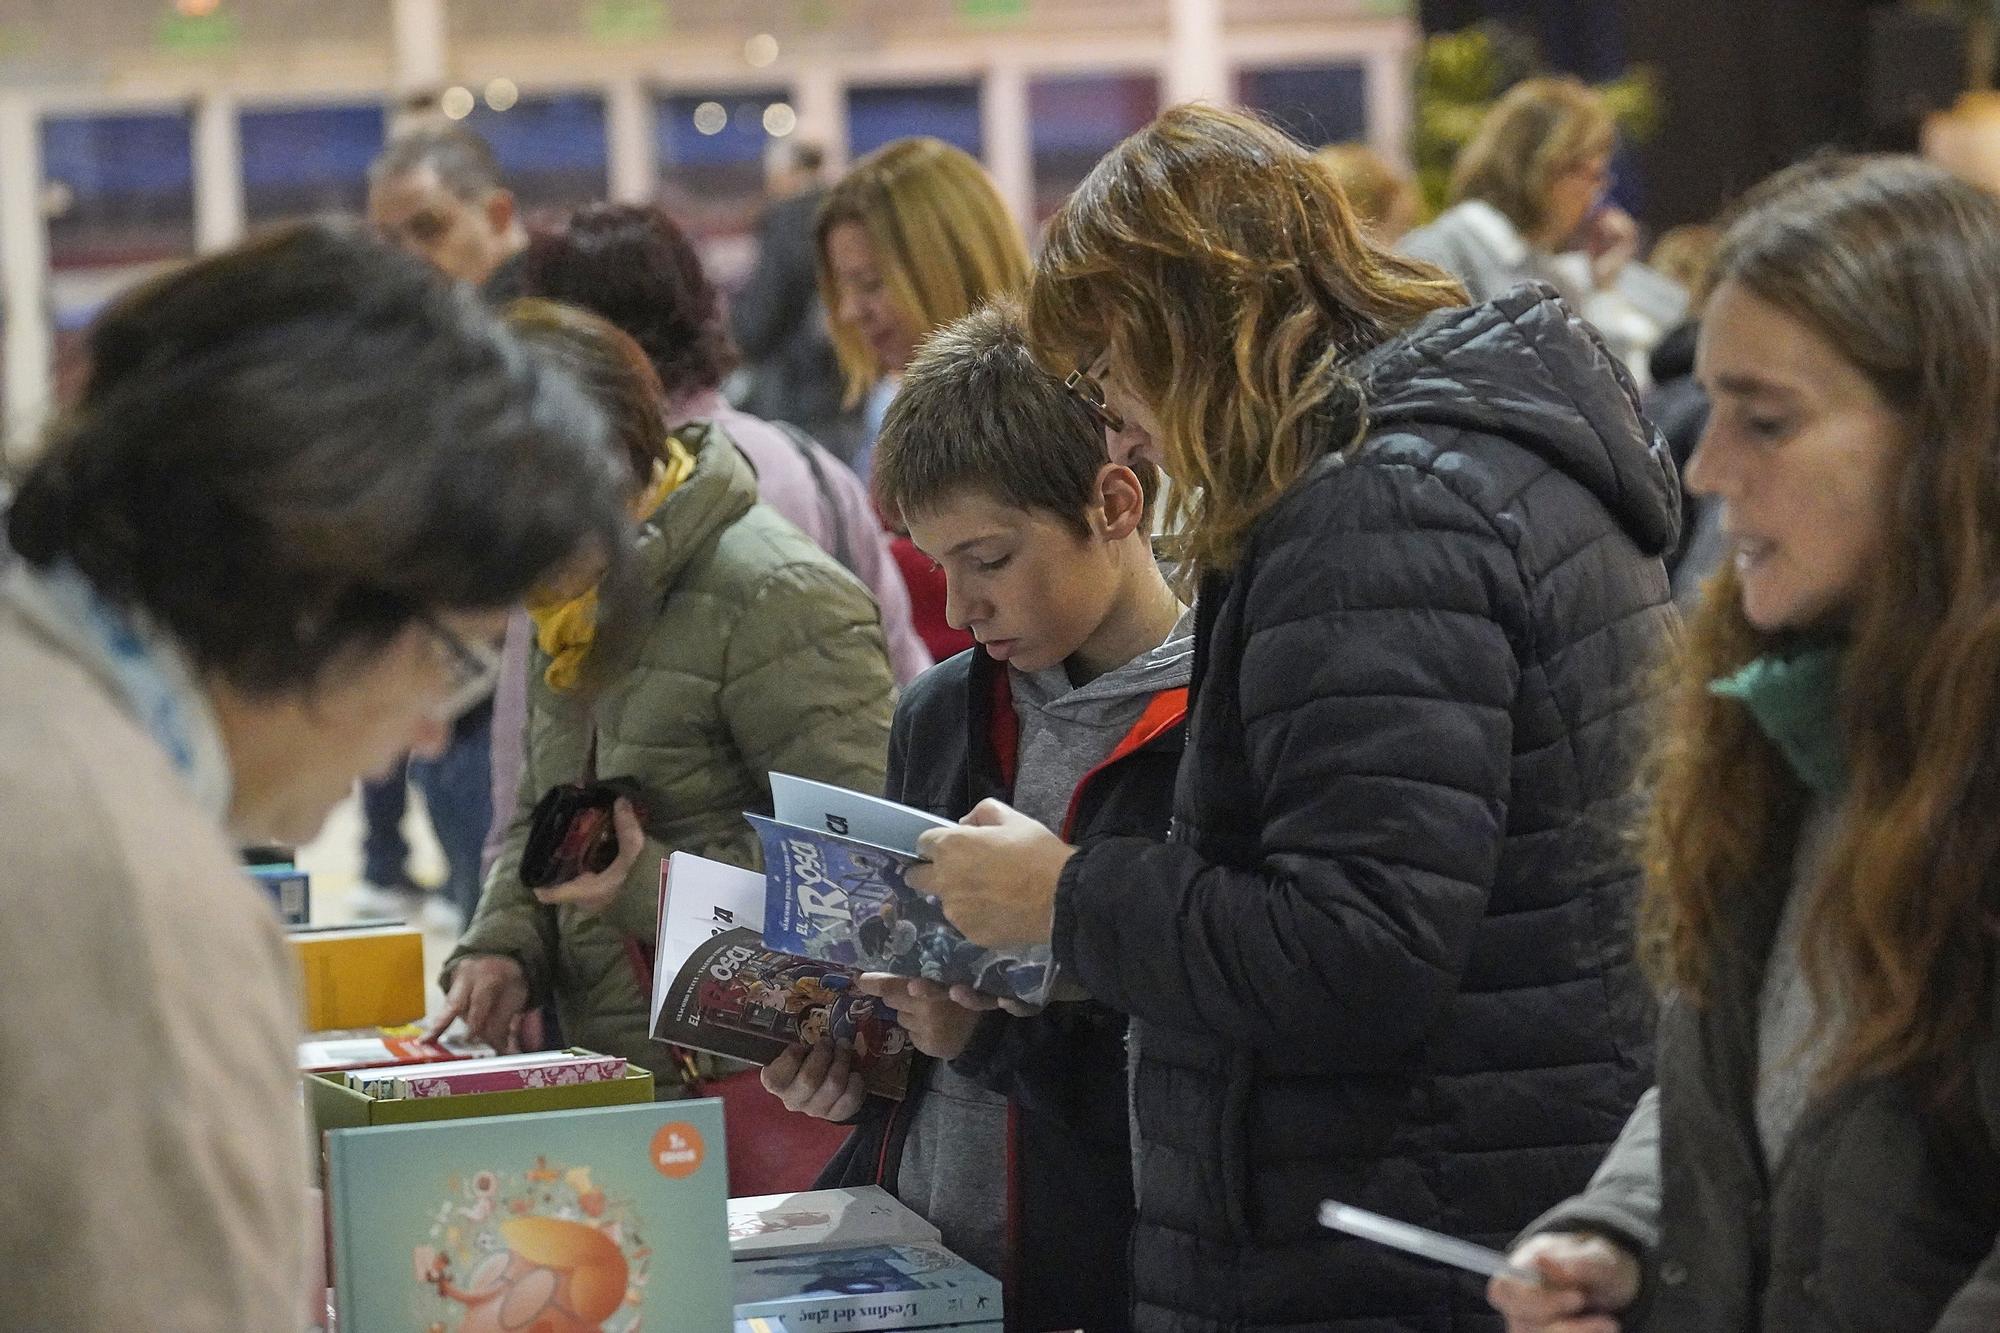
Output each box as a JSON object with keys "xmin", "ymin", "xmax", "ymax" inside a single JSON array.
[
  {"xmin": 1487, "ymin": 1232, "xmax": 1641, "ymax": 1333},
  {"xmin": 530, "ymin": 797, "xmax": 645, "ymax": 917},
  {"xmin": 856, "ymin": 975, "xmax": 986, "ymax": 1057},
  {"xmin": 760, "ymin": 1038, "xmax": 869, "ymax": 1122},
  {"xmin": 910, "ymin": 799, "xmax": 1074, "ymax": 951}
]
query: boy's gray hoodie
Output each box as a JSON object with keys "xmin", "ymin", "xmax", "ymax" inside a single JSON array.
[{"xmin": 895, "ymin": 610, "xmax": 1194, "ymax": 1282}]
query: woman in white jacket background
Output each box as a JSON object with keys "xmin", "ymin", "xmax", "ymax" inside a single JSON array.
[{"xmin": 1402, "ymin": 75, "xmax": 1685, "ymax": 385}]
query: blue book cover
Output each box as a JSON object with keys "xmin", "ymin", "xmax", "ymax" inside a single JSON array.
[
  {"xmin": 749, "ymin": 813, "xmax": 1055, "ymax": 1006},
  {"xmin": 753, "ymin": 774, "xmax": 1058, "ymax": 1005},
  {"xmin": 327, "ymin": 1099, "xmax": 731, "ymax": 1332},
  {"xmin": 732, "ymin": 1242, "xmax": 1002, "ymax": 1331}
]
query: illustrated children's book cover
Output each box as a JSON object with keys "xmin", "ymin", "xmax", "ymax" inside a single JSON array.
[
  {"xmin": 650, "ymin": 853, "xmax": 912, "ymax": 1099},
  {"xmin": 751, "ymin": 773, "xmax": 1057, "ymax": 1006},
  {"xmin": 732, "ymin": 1242, "xmax": 1002, "ymax": 1331},
  {"xmin": 326, "ymin": 1099, "xmax": 730, "ymax": 1332},
  {"xmin": 727, "ymin": 1185, "xmax": 940, "ymax": 1260}
]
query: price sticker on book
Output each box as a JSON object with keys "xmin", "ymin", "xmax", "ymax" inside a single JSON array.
[{"xmin": 651, "ymin": 1121, "xmax": 707, "ymax": 1179}]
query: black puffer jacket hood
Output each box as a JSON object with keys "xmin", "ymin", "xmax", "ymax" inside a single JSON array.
[{"xmin": 1358, "ymin": 282, "xmax": 1682, "ymax": 559}]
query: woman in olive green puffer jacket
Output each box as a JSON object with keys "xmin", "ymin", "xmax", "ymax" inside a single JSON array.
[{"xmin": 442, "ymin": 306, "xmax": 893, "ymax": 1086}]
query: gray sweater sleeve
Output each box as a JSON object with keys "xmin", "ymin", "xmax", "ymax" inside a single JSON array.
[{"xmin": 1521, "ymin": 1085, "xmax": 1662, "ymax": 1258}]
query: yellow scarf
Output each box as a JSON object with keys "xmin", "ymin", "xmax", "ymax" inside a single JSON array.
[{"xmin": 527, "ymin": 438, "xmax": 696, "ymax": 692}]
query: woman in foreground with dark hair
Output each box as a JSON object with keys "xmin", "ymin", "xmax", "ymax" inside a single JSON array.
[
  {"xmin": 0, "ymin": 223, "xmax": 630, "ymax": 1324},
  {"xmin": 1491, "ymin": 156, "xmax": 2000, "ymax": 1333}
]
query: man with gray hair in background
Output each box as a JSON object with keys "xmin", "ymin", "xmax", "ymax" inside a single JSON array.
[
  {"xmin": 350, "ymin": 119, "xmax": 526, "ymax": 929},
  {"xmin": 368, "ymin": 118, "xmax": 527, "ymax": 288}
]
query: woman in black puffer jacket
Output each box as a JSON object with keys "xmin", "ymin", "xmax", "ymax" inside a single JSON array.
[{"xmin": 913, "ymin": 104, "xmax": 1677, "ymax": 1333}]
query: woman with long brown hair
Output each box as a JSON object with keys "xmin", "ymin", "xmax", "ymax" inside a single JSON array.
[
  {"xmin": 1490, "ymin": 157, "xmax": 2000, "ymax": 1333},
  {"xmin": 914, "ymin": 103, "xmax": 1677, "ymax": 1332}
]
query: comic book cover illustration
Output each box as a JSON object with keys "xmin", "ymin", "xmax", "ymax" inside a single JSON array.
[
  {"xmin": 749, "ymin": 813, "xmax": 1056, "ymax": 1006},
  {"xmin": 663, "ymin": 926, "xmax": 910, "ymax": 1099}
]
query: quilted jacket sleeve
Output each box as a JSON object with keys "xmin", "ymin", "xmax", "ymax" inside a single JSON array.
[
  {"xmin": 721, "ymin": 558, "xmax": 895, "ymax": 811},
  {"xmin": 1053, "ymin": 461, "xmax": 1525, "ymax": 1062}
]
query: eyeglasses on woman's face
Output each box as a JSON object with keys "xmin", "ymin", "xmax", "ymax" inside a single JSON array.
[{"xmin": 1064, "ymin": 356, "xmax": 1127, "ymax": 435}]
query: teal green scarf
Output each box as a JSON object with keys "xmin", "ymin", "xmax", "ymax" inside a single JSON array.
[{"xmin": 1708, "ymin": 644, "xmax": 1847, "ymax": 799}]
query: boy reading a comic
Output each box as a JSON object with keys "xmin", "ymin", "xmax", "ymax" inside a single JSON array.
[{"xmin": 761, "ymin": 297, "xmax": 1188, "ymax": 1332}]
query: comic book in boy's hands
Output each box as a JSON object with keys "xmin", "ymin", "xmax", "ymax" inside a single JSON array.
[
  {"xmin": 750, "ymin": 774, "xmax": 1058, "ymax": 1006},
  {"xmin": 650, "ymin": 853, "xmax": 912, "ymax": 1099}
]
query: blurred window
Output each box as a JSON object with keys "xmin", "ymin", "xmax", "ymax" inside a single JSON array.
[
  {"xmin": 658, "ymin": 88, "xmax": 791, "ymax": 288},
  {"xmin": 41, "ymin": 110, "xmax": 196, "ymax": 403},
  {"xmin": 1028, "ymin": 73, "xmax": 1160, "ymax": 221},
  {"xmin": 846, "ymin": 81, "xmax": 982, "ymax": 160},
  {"xmin": 460, "ymin": 92, "xmax": 608, "ymax": 218},
  {"xmin": 1236, "ymin": 62, "xmax": 1369, "ymax": 147},
  {"xmin": 242, "ymin": 103, "xmax": 385, "ymax": 228},
  {"xmin": 42, "ymin": 110, "xmax": 195, "ymax": 269}
]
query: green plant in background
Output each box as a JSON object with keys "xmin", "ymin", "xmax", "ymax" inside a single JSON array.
[{"xmin": 1411, "ymin": 22, "xmax": 1660, "ymax": 216}]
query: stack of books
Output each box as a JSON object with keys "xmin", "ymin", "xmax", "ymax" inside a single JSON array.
[
  {"xmin": 297, "ymin": 1029, "xmax": 458, "ymax": 1075},
  {"xmin": 305, "ymin": 1046, "xmax": 655, "ymax": 1140},
  {"xmin": 729, "ymin": 1187, "xmax": 1001, "ymax": 1332},
  {"xmin": 342, "ymin": 1050, "xmax": 629, "ymax": 1100}
]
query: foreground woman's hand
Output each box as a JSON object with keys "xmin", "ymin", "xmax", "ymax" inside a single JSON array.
[
  {"xmin": 761, "ymin": 1038, "xmax": 868, "ymax": 1122},
  {"xmin": 1488, "ymin": 1232, "xmax": 1642, "ymax": 1333},
  {"xmin": 908, "ymin": 799, "xmax": 1075, "ymax": 950}
]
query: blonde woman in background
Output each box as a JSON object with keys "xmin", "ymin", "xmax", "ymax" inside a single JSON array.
[
  {"xmin": 1316, "ymin": 142, "xmax": 1422, "ymax": 243},
  {"xmin": 1402, "ymin": 76, "xmax": 1684, "ymax": 384},
  {"xmin": 815, "ymin": 136, "xmax": 1031, "ymax": 660}
]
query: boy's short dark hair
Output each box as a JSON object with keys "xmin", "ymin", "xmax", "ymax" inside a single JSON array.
[{"xmin": 873, "ymin": 297, "xmax": 1155, "ymax": 538}]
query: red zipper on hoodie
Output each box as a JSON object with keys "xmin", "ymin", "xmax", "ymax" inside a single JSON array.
[{"xmin": 973, "ymin": 666, "xmax": 1189, "ymax": 1329}]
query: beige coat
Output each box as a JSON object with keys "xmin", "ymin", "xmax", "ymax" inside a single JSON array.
[{"xmin": 0, "ymin": 593, "xmax": 307, "ymax": 1327}]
